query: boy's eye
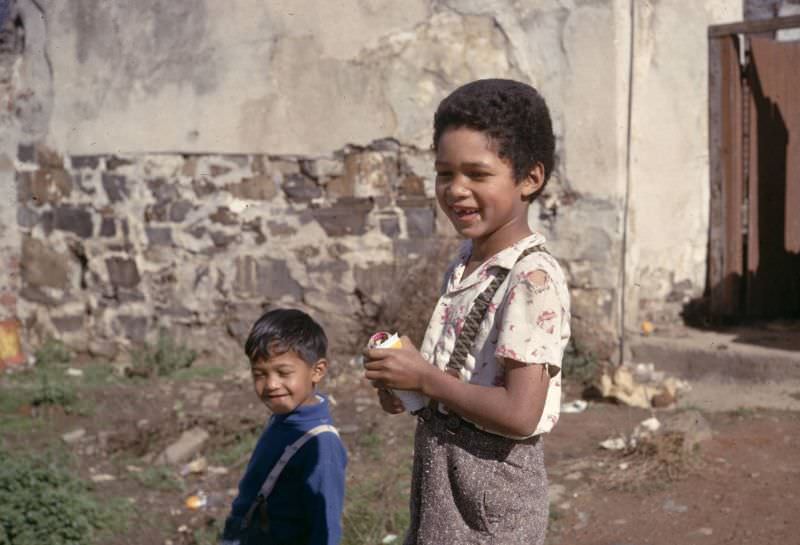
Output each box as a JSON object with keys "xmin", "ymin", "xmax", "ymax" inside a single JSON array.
[
  {"xmin": 469, "ymin": 171, "xmax": 490, "ymax": 180},
  {"xmin": 435, "ymin": 171, "xmax": 452, "ymax": 180}
]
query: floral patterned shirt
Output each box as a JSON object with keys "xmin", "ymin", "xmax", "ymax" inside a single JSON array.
[{"xmin": 418, "ymin": 233, "xmax": 571, "ymax": 438}]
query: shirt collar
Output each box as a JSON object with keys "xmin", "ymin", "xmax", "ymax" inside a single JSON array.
[{"xmin": 449, "ymin": 233, "xmax": 546, "ymax": 292}]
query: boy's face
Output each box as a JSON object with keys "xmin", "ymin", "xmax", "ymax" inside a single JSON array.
[
  {"xmin": 251, "ymin": 350, "xmax": 327, "ymax": 415},
  {"xmin": 435, "ymin": 127, "xmax": 542, "ymax": 256}
]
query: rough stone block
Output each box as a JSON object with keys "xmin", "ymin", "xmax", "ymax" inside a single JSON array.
[
  {"xmin": 398, "ymin": 198, "xmax": 435, "ymax": 238},
  {"xmin": 234, "ymin": 256, "xmax": 303, "ymax": 300},
  {"xmin": 301, "ymin": 157, "xmax": 344, "ymax": 179},
  {"xmin": 21, "ymin": 237, "xmax": 69, "ymax": 289},
  {"xmin": 378, "ymin": 214, "xmax": 400, "ymax": 238},
  {"xmin": 54, "ymin": 205, "xmax": 93, "ymax": 238},
  {"xmin": 399, "ymin": 175, "xmax": 426, "ymax": 196},
  {"xmin": 102, "ymin": 173, "xmax": 129, "ymax": 203},
  {"xmin": 146, "ymin": 227, "xmax": 173, "ymax": 246},
  {"xmin": 29, "ymin": 168, "xmax": 73, "ymax": 204},
  {"xmin": 117, "ymin": 315, "xmax": 147, "ymax": 343},
  {"xmin": 267, "ymin": 221, "xmax": 297, "ymax": 236},
  {"xmin": 227, "ymin": 174, "xmax": 277, "ymax": 200},
  {"xmin": 169, "ymin": 200, "xmax": 194, "ymax": 222},
  {"xmin": 312, "ymin": 198, "xmax": 373, "ymax": 237},
  {"xmin": 282, "ymin": 173, "xmax": 322, "ymax": 202},
  {"xmin": 70, "ymin": 155, "xmax": 100, "ymax": 169},
  {"xmin": 35, "ymin": 144, "xmax": 64, "ymax": 169},
  {"xmin": 210, "ymin": 206, "xmax": 239, "ymax": 226},
  {"xmin": 17, "ymin": 143, "xmax": 35, "ymax": 163},
  {"xmin": 17, "ymin": 206, "xmax": 38, "ymax": 229},
  {"xmin": 157, "ymin": 427, "xmax": 210, "ymax": 465},
  {"xmin": 106, "ymin": 257, "xmax": 140, "ymax": 288},
  {"xmin": 106, "ymin": 156, "xmax": 132, "ymax": 170},
  {"xmin": 100, "ymin": 217, "xmax": 116, "ymax": 237},
  {"xmin": 52, "ymin": 314, "xmax": 85, "ymax": 333},
  {"xmin": 209, "ymin": 231, "xmax": 237, "ymax": 248}
]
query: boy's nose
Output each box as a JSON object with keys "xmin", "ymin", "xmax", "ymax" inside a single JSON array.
[{"xmin": 447, "ymin": 175, "xmax": 470, "ymax": 197}]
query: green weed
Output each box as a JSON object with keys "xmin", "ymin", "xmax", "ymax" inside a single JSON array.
[
  {"xmin": 208, "ymin": 429, "xmax": 261, "ymax": 467},
  {"xmin": 132, "ymin": 330, "xmax": 198, "ymax": 377},
  {"xmin": 33, "ymin": 337, "xmax": 72, "ymax": 367},
  {"xmin": 561, "ymin": 339, "xmax": 598, "ymax": 384},
  {"xmin": 132, "ymin": 465, "xmax": 184, "ymax": 492},
  {"xmin": 342, "ymin": 465, "xmax": 411, "ymax": 545},
  {"xmin": 30, "ymin": 374, "xmax": 76, "ymax": 409},
  {"xmin": 0, "ymin": 448, "xmax": 115, "ymax": 545}
]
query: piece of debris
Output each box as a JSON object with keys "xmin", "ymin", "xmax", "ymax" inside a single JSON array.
[
  {"xmin": 631, "ymin": 417, "xmax": 662, "ymax": 445},
  {"xmin": 662, "ymin": 498, "xmax": 688, "ymax": 513},
  {"xmin": 662, "ymin": 410, "xmax": 712, "ymax": 452},
  {"xmin": 561, "ymin": 399, "xmax": 588, "ymax": 413},
  {"xmin": 207, "ymin": 465, "xmax": 229, "ymax": 475},
  {"xmin": 65, "ymin": 367, "xmax": 84, "ymax": 377},
  {"xmin": 382, "ymin": 534, "xmax": 398, "ymax": 544},
  {"xmin": 599, "ymin": 437, "xmax": 627, "ymax": 450},
  {"xmin": 61, "ymin": 428, "xmax": 86, "ymax": 444},
  {"xmin": 90, "ymin": 473, "xmax": 116, "ymax": 483},
  {"xmin": 201, "ymin": 392, "xmax": 223, "ymax": 410},
  {"xmin": 641, "ymin": 320, "xmax": 655, "ymax": 336},
  {"xmin": 185, "ymin": 491, "xmax": 207, "ymax": 510},
  {"xmin": 126, "ymin": 465, "xmax": 143, "ymax": 473},
  {"xmin": 157, "ymin": 427, "xmax": 210, "ymax": 464},
  {"xmin": 181, "ymin": 457, "xmax": 208, "ymax": 476},
  {"xmin": 598, "ymin": 364, "xmax": 689, "ymax": 409}
]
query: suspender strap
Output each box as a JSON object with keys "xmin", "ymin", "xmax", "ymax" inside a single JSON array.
[
  {"xmin": 242, "ymin": 424, "xmax": 339, "ymax": 530},
  {"xmin": 259, "ymin": 424, "xmax": 339, "ymax": 498},
  {"xmin": 446, "ymin": 244, "xmax": 548, "ymax": 374}
]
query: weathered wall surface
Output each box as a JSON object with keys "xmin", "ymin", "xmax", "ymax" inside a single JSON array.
[
  {"xmin": 625, "ymin": 0, "xmax": 742, "ymax": 331},
  {"xmin": 2, "ymin": 0, "xmax": 745, "ymax": 365},
  {"xmin": 15, "ymin": 141, "xmax": 443, "ymax": 360}
]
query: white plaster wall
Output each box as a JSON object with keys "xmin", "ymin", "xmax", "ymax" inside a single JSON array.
[{"xmin": 625, "ymin": 0, "xmax": 742, "ymax": 328}]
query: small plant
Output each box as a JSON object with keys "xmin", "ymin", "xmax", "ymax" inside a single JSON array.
[
  {"xmin": 132, "ymin": 329, "xmax": 198, "ymax": 377},
  {"xmin": 30, "ymin": 374, "xmax": 76, "ymax": 409},
  {"xmin": 0, "ymin": 448, "xmax": 110, "ymax": 545},
  {"xmin": 561, "ymin": 339, "xmax": 598, "ymax": 384},
  {"xmin": 132, "ymin": 465, "xmax": 184, "ymax": 492},
  {"xmin": 33, "ymin": 337, "xmax": 71, "ymax": 367}
]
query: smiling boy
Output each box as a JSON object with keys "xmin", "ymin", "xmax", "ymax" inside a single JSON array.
[{"xmin": 220, "ymin": 308, "xmax": 347, "ymax": 545}]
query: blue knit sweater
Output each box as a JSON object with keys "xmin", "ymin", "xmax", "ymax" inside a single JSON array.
[{"xmin": 221, "ymin": 395, "xmax": 347, "ymax": 545}]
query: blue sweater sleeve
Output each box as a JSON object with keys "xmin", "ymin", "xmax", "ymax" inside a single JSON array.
[{"xmin": 304, "ymin": 435, "xmax": 347, "ymax": 545}]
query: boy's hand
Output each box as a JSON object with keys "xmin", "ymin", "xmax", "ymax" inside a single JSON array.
[
  {"xmin": 377, "ymin": 388, "xmax": 404, "ymax": 414},
  {"xmin": 363, "ymin": 336, "xmax": 433, "ymax": 393}
]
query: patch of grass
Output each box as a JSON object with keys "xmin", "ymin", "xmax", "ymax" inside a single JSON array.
[
  {"xmin": 208, "ymin": 429, "xmax": 261, "ymax": 467},
  {"xmin": 132, "ymin": 330, "xmax": 198, "ymax": 377},
  {"xmin": 0, "ymin": 447, "xmax": 117, "ymax": 545},
  {"xmin": 733, "ymin": 406, "xmax": 757, "ymax": 419},
  {"xmin": 30, "ymin": 374, "xmax": 76, "ymax": 409},
  {"xmin": 33, "ymin": 337, "xmax": 71, "ymax": 367},
  {"xmin": 342, "ymin": 464, "xmax": 411, "ymax": 545},
  {"xmin": 357, "ymin": 432, "xmax": 383, "ymax": 461},
  {"xmin": 132, "ymin": 465, "xmax": 184, "ymax": 492}
]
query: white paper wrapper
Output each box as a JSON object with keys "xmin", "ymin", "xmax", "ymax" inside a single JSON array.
[{"xmin": 367, "ymin": 332, "xmax": 428, "ymax": 413}]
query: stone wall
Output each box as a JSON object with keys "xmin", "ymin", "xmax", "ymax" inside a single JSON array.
[
  {"xmin": 14, "ymin": 140, "xmax": 456, "ymax": 361},
  {"xmin": 1, "ymin": 0, "xmax": 749, "ymax": 366}
]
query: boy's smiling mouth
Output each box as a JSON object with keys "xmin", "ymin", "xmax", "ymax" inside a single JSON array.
[{"xmin": 452, "ymin": 206, "xmax": 480, "ymax": 221}]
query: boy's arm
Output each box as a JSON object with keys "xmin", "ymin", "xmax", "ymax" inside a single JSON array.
[{"xmin": 304, "ymin": 435, "xmax": 347, "ymax": 545}]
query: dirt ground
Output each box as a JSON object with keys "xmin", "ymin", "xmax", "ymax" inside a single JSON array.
[{"xmin": 1, "ymin": 355, "xmax": 799, "ymax": 545}]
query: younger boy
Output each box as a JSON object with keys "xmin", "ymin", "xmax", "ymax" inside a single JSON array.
[{"xmin": 221, "ymin": 308, "xmax": 347, "ymax": 545}]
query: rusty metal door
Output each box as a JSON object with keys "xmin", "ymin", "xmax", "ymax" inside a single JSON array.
[{"xmin": 709, "ymin": 16, "xmax": 800, "ymax": 320}]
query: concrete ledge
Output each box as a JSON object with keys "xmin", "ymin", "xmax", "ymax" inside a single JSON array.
[{"xmin": 629, "ymin": 330, "xmax": 800, "ymax": 383}]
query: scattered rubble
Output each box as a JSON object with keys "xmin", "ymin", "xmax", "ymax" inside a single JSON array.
[{"xmin": 598, "ymin": 363, "xmax": 689, "ymax": 409}]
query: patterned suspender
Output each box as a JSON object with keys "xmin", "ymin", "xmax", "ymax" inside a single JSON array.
[
  {"xmin": 446, "ymin": 243, "xmax": 548, "ymax": 374},
  {"xmin": 416, "ymin": 243, "xmax": 549, "ymax": 424}
]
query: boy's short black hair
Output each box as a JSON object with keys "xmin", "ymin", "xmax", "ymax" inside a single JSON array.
[
  {"xmin": 433, "ymin": 78, "xmax": 555, "ymax": 199},
  {"xmin": 244, "ymin": 308, "xmax": 327, "ymax": 365}
]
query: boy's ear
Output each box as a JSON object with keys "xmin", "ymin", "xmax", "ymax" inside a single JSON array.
[
  {"xmin": 311, "ymin": 358, "xmax": 328, "ymax": 385},
  {"xmin": 520, "ymin": 162, "xmax": 545, "ymax": 199}
]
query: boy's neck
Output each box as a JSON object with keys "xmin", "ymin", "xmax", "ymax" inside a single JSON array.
[{"xmin": 470, "ymin": 223, "xmax": 533, "ymax": 263}]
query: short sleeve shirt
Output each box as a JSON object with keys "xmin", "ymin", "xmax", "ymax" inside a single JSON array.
[{"xmin": 419, "ymin": 233, "xmax": 571, "ymax": 437}]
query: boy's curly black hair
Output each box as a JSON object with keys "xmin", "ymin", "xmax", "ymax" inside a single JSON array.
[
  {"xmin": 433, "ymin": 79, "xmax": 555, "ymax": 200},
  {"xmin": 244, "ymin": 308, "xmax": 327, "ymax": 366}
]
